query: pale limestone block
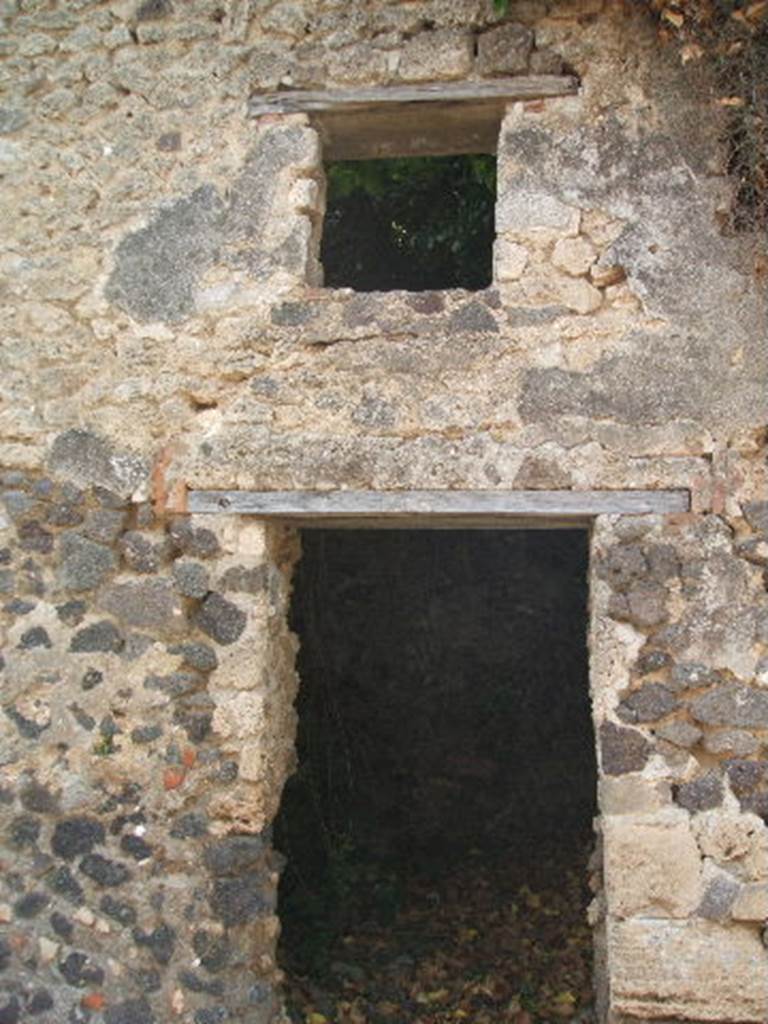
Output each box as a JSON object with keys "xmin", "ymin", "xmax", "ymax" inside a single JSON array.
[
  {"xmin": 494, "ymin": 239, "xmax": 528, "ymax": 282},
  {"xmin": 38, "ymin": 937, "xmax": 59, "ymax": 965},
  {"xmin": 693, "ymin": 810, "xmax": 768, "ymax": 881},
  {"xmin": 599, "ymin": 776, "xmax": 671, "ymax": 815},
  {"xmin": 580, "ymin": 207, "xmax": 625, "ymax": 248},
  {"xmin": 398, "ymin": 29, "xmax": 473, "ymax": 82},
  {"xmin": 552, "ymin": 236, "xmax": 596, "ymax": 276},
  {"xmin": 732, "ymin": 883, "xmax": 768, "ymax": 921},
  {"xmin": 211, "ymin": 690, "xmax": 266, "ymax": 741},
  {"xmin": 238, "ymin": 742, "xmax": 268, "ymax": 783},
  {"xmin": 557, "ymin": 275, "xmax": 602, "ymax": 314},
  {"xmin": 603, "ymin": 815, "xmax": 702, "ymax": 918},
  {"xmin": 496, "ymin": 188, "xmax": 579, "ymax": 234},
  {"xmin": 607, "ymin": 918, "xmax": 768, "ymax": 1022}
]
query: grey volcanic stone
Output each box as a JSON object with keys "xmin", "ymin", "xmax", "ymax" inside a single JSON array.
[
  {"xmin": 104, "ymin": 997, "xmax": 156, "ymax": 1024},
  {"xmin": 703, "ymin": 729, "xmax": 759, "ymax": 757},
  {"xmin": 10, "ymin": 815, "xmax": 41, "ymax": 846},
  {"xmin": 79, "ymin": 853, "xmax": 131, "ymax": 887},
  {"xmin": 47, "ymin": 866, "xmax": 84, "ymax": 904},
  {"xmin": 98, "ymin": 578, "xmax": 184, "ymax": 631},
  {"xmin": 476, "ymin": 22, "xmax": 533, "ymax": 75},
  {"xmin": 58, "ymin": 533, "xmax": 116, "ymax": 591},
  {"xmin": 136, "ymin": 0, "xmax": 173, "ymax": 21},
  {"xmin": 674, "ymin": 770, "xmax": 724, "ymax": 812},
  {"xmin": 57, "ymin": 599, "xmax": 87, "ymax": 626},
  {"xmin": 120, "ymin": 531, "xmax": 163, "ymax": 573},
  {"xmin": 105, "ymin": 185, "xmax": 226, "ymax": 322},
  {"xmin": 448, "ymin": 301, "xmax": 499, "ymax": 333},
  {"xmin": 195, "ymin": 592, "xmax": 246, "ymax": 645},
  {"xmin": 669, "ymin": 662, "xmax": 721, "ymax": 693},
  {"xmin": 0, "ymin": 107, "xmax": 27, "ymax": 134},
  {"xmin": 120, "ymin": 834, "xmax": 153, "ymax": 861},
  {"xmin": 18, "ymin": 626, "xmax": 51, "ymax": 650},
  {"xmin": 168, "ymin": 641, "xmax": 218, "ymax": 672},
  {"xmin": 599, "ymin": 721, "xmax": 652, "ymax": 775},
  {"xmin": 204, "ymin": 835, "xmax": 266, "ymax": 875},
  {"xmin": 51, "ymin": 817, "xmax": 105, "ymax": 860},
  {"xmin": 28, "ymin": 990, "xmax": 53, "ymax": 1014},
  {"xmin": 689, "ymin": 684, "xmax": 768, "ymax": 728},
  {"xmin": 597, "ymin": 544, "xmax": 647, "ymax": 591},
  {"xmin": 18, "ymin": 521, "xmax": 53, "ymax": 554},
  {"xmin": 100, "ymin": 895, "xmax": 137, "ymax": 926},
  {"xmin": 698, "ymin": 874, "xmax": 739, "ymax": 920},
  {"xmin": 59, "ymin": 950, "xmax": 105, "ymax": 987},
  {"xmin": 192, "ymin": 930, "xmax": 229, "ymax": 972},
  {"xmin": 50, "ymin": 911, "xmax": 73, "ymax": 939},
  {"xmin": 131, "ymin": 724, "xmax": 162, "ymax": 744},
  {"xmin": 132, "ymin": 923, "xmax": 176, "ymax": 965},
  {"xmin": 170, "ymin": 812, "xmax": 208, "ymax": 839},
  {"xmin": 743, "ymin": 501, "xmax": 768, "ymax": 535},
  {"xmin": 654, "ymin": 720, "xmax": 702, "ymax": 749},
  {"xmin": 210, "ymin": 873, "xmax": 271, "ymax": 925},
  {"xmin": 168, "ymin": 519, "xmax": 221, "ymax": 559},
  {"xmin": 617, "ymin": 683, "xmax": 678, "ymax": 724},
  {"xmin": 645, "ymin": 544, "xmax": 680, "ymax": 582},
  {"xmin": 70, "ymin": 621, "xmax": 124, "ymax": 653},
  {"xmin": 625, "ymin": 582, "xmax": 668, "ymax": 627},
  {"xmin": 173, "ymin": 560, "xmax": 210, "ymax": 598},
  {"xmin": 49, "ymin": 429, "xmax": 148, "ymax": 498},
  {"xmin": 271, "ymin": 301, "xmax": 316, "ymax": 326},
  {"xmin": 20, "ymin": 781, "xmax": 58, "ymax": 814},
  {"xmin": 83, "ymin": 508, "xmax": 126, "ymax": 544},
  {"xmin": 725, "ymin": 758, "xmax": 767, "ymax": 796},
  {"xmin": 13, "ymin": 890, "xmax": 48, "ymax": 918}
]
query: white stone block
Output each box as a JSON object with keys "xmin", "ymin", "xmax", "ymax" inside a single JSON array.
[
  {"xmin": 732, "ymin": 883, "xmax": 768, "ymax": 921},
  {"xmin": 496, "ymin": 188, "xmax": 579, "ymax": 234},
  {"xmin": 607, "ymin": 918, "xmax": 768, "ymax": 1022},
  {"xmin": 603, "ymin": 815, "xmax": 702, "ymax": 918}
]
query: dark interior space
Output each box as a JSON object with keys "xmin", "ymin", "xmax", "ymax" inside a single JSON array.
[
  {"xmin": 275, "ymin": 529, "xmax": 596, "ymax": 1024},
  {"xmin": 320, "ymin": 155, "xmax": 496, "ymax": 292}
]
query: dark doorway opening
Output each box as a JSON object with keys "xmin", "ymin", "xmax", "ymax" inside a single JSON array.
[
  {"xmin": 275, "ymin": 529, "xmax": 596, "ymax": 1024},
  {"xmin": 320, "ymin": 155, "xmax": 496, "ymax": 292}
]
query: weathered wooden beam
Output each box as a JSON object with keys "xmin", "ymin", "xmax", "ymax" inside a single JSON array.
[
  {"xmin": 188, "ymin": 490, "xmax": 690, "ymax": 523},
  {"xmin": 248, "ymin": 76, "xmax": 579, "ymax": 117}
]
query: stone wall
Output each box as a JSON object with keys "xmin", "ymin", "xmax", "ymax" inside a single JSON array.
[{"xmin": 1, "ymin": 0, "xmax": 768, "ymax": 1021}]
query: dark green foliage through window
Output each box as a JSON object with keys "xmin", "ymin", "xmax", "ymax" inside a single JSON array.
[{"xmin": 321, "ymin": 154, "xmax": 496, "ymax": 292}]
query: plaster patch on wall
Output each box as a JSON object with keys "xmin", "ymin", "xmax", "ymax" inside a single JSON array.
[{"xmin": 104, "ymin": 185, "xmax": 227, "ymax": 323}]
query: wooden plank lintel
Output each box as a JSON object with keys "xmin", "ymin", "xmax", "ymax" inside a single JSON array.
[
  {"xmin": 248, "ymin": 76, "xmax": 578, "ymax": 117},
  {"xmin": 187, "ymin": 489, "xmax": 690, "ymax": 521}
]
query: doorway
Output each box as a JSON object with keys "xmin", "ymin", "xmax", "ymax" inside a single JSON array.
[{"xmin": 274, "ymin": 528, "xmax": 596, "ymax": 1024}]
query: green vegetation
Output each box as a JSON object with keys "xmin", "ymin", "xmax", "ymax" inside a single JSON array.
[{"xmin": 321, "ymin": 155, "xmax": 496, "ymax": 291}]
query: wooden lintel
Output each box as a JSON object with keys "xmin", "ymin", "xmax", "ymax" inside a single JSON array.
[
  {"xmin": 249, "ymin": 76, "xmax": 578, "ymax": 160},
  {"xmin": 187, "ymin": 490, "xmax": 690, "ymax": 525},
  {"xmin": 248, "ymin": 76, "xmax": 578, "ymax": 118}
]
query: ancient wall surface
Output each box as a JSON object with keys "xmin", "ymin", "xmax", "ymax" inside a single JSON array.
[{"xmin": 1, "ymin": 0, "xmax": 767, "ymax": 1022}]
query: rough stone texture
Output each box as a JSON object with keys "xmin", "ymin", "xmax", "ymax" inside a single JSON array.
[
  {"xmin": 1, "ymin": 2, "xmax": 768, "ymax": 1022},
  {"xmin": 599, "ymin": 722, "xmax": 652, "ymax": 776},
  {"xmin": 105, "ymin": 186, "xmax": 227, "ymax": 323},
  {"xmin": 98, "ymin": 578, "xmax": 185, "ymax": 632},
  {"xmin": 690, "ymin": 686, "xmax": 768, "ymax": 729},
  {"xmin": 603, "ymin": 815, "xmax": 702, "ymax": 919},
  {"xmin": 607, "ymin": 918, "xmax": 768, "ymax": 1022},
  {"xmin": 731, "ymin": 883, "xmax": 768, "ymax": 922},
  {"xmin": 674, "ymin": 770, "xmax": 724, "ymax": 813},
  {"xmin": 617, "ymin": 683, "xmax": 678, "ymax": 724},
  {"xmin": 58, "ymin": 533, "xmax": 117, "ymax": 592},
  {"xmin": 476, "ymin": 23, "xmax": 533, "ymax": 76}
]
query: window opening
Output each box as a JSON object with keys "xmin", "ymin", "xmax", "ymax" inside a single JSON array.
[
  {"xmin": 321, "ymin": 155, "xmax": 496, "ymax": 292},
  {"xmin": 275, "ymin": 528, "xmax": 597, "ymax": 1024}
]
